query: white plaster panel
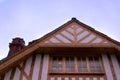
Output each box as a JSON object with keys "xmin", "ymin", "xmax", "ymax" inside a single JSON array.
[
  {"xmin": 13, "ymin": 68, "xmax": 21, "ymax": 80},
  {"xmin": 76, "ymin": 27, "xmax": 83, "ymax": 34},
  {"xmin": 92, "ymin": 38, "xmax": 103, "ymax": 43},
  {"xmin": 65, "ymin": 77, "xmax": 69, "ymax": 80},
  {"xmin": 44, "ymin": 41, "xmax": 49, "ymax": 43},
  {"xmin": 104, "ymin": 41, "xmax": 108, "ymax": 43},
  {"xmin": 32, "ymin": 54, "xmax": 41, "ymax": 80},
  {"xmin": 111, "ymin": 54, "xmax": 120, "ymax": 80},
  {"xmin": 67, "ymin": 27, "xmax": 74, "ymax": 34},
  {"xmin": 85, "ymin": 78, "xmax": 90, "ymax": 80},
  {"xmin": 77, "ymin": 31, "xmax": 89, "ymax": 41},
  {"xmin": 50, "ymin": 77, "xmax": 55, "ymax": 80},
  {"xmin": 79, "ymin": 78, "xmax": 83, "ymax": 80},
  {"xmin": 41, "ymin": 54, "xmax": 49, "ymax": 80},
  {"xmin": 49, "ymin": 37, "xmax": 60, "ymax": 43},
  {"xmin": 71, "ymin": 25, "xmax": 75, "ymax": 28},
  {"xmin": 22, "ymin": 76, "xmax": 27, "ymax": 80},
  {"xmin": 72, "ymin": 77, "xmax": 76, "ymax": 80},
  {"xmin": 102, "ymin": 54, "xmax": 113, "ymax": 80},
  {"xmin": 56, "ymin": 34, "xmax": 71, "ymax": 43},
  {"xmin": 61, "ymin": 31, "xmax": 74, "ymax": 41},
  {"xmin": 80, "ymin": 34, "xmax": 95, "ymax": 43},
  {"xmin": 58, "ymin": 77, "xmax": 62, "ymax": 80},
  {"xmin": 93, "ymin": 77, "xmax": 97, "ymax": 80},
  {"xmin": 24, "ymin": 56, "xmax": 32, "ymax": 76},
  {"xmin": 4, "ymin": 69, "xmax": 12, "ymax": 80},
  {"xmin": 100, "ymin": 77, "xmax": 104, "ymax": 80}
]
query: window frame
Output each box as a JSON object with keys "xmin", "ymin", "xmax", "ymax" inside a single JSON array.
[{"xmin": 49, "ymin": 55, "xmax": 104, "ymax": 74}]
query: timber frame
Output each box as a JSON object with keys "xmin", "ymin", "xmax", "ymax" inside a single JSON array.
[{"xmin": 0, "ymin": 18, "xmax": 120, "ymax": 78}]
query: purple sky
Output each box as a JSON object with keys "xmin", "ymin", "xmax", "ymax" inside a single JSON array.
[{"xmin": 0, "ymin": 0, "xmax": 120, "ymax": 60}]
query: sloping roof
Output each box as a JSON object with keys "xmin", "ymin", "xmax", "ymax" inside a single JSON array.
[
  {"xmin": 29, "ymin": 18, "xmax": 120, "ymax": 46},
  {"xmin": 0, "ymin": 18, "xmax": 120, "ymax": 74}
]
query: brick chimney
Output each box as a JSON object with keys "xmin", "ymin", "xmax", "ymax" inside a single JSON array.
[{"xmin": 8, "ymin": 37, "xmax": 25, "ymax": 57}]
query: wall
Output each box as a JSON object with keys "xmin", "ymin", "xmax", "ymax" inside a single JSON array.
[
  {"xmin": 2, "ymin": 53, "xmax": 42, "ymax": 80},
  {"xmin": 1, "ymin": 53, "xmax": 120, "ymax": 80}
]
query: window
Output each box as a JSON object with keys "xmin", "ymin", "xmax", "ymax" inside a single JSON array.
[
  {"xmin": 50, "ymin": 56, "xmax": 103, "ymax": 73},
  {"xmin": 77, "ymin": 56, "xmax": 88, "ymax": 72},
  {"xmin": 51, "ymin": 56, "xmax": 63, "ymax": 72},
  {"xmin": 89, "ymin": 56, "xmax": 102, "ymax": 72},
  {"xmin": 65, "ymin": 56, "xmax": 75, "ymax": 72}
]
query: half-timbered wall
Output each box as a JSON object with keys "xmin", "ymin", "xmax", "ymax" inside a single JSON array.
[
  {"xmin": 1, "ymin": 20, "xmax": 120, "ymax": 80},
  {"xmin": 1, "ymin": 53, "xmax": 120, "ymax": 80},
  {"xmin": 2, "ymin": 54, "xmax": 42, "ymax": 80}
]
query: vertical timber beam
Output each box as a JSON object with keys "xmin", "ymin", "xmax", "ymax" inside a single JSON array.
[
  {"xmin": 102, "ymin": 54, "xmax": 113, "ymax": 80},
  {"xmin": 111, "ymin": 54, "xmax": 120, "ymax": 80},
  {"xmin": 41, "ymin": 54, "xmax": 49, "ymax": 80}
]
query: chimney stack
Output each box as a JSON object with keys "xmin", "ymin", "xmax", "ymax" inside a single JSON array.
[{"xmin": 8, "ymin": 37, "xmax": 25, "ymax": 57}]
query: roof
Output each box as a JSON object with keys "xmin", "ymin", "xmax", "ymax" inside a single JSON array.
[
  {"xmin": 29, "ymin": 18, "xmax": 120, "ymax": 46},
  {"xmin": 0, "ymin": 18, "xmax": 120, "ymax": 74}
]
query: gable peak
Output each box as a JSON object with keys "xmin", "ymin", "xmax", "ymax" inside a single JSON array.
[
  {"xmin": 39, "ymin": 19, "xmax": 111, "ymax": 45},
  {"xmin": 71, "ymin": 17, "xmax": 77, "ymax": 20}
]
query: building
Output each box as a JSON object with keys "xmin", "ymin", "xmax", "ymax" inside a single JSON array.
[{"xmin": 0, "ymin": 18, "xmax": 120, "ymax": 80}]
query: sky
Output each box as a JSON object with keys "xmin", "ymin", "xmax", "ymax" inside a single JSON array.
[{"xmin": 0, "ymin": 0, "xmax": 120, "ymax": 60}]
